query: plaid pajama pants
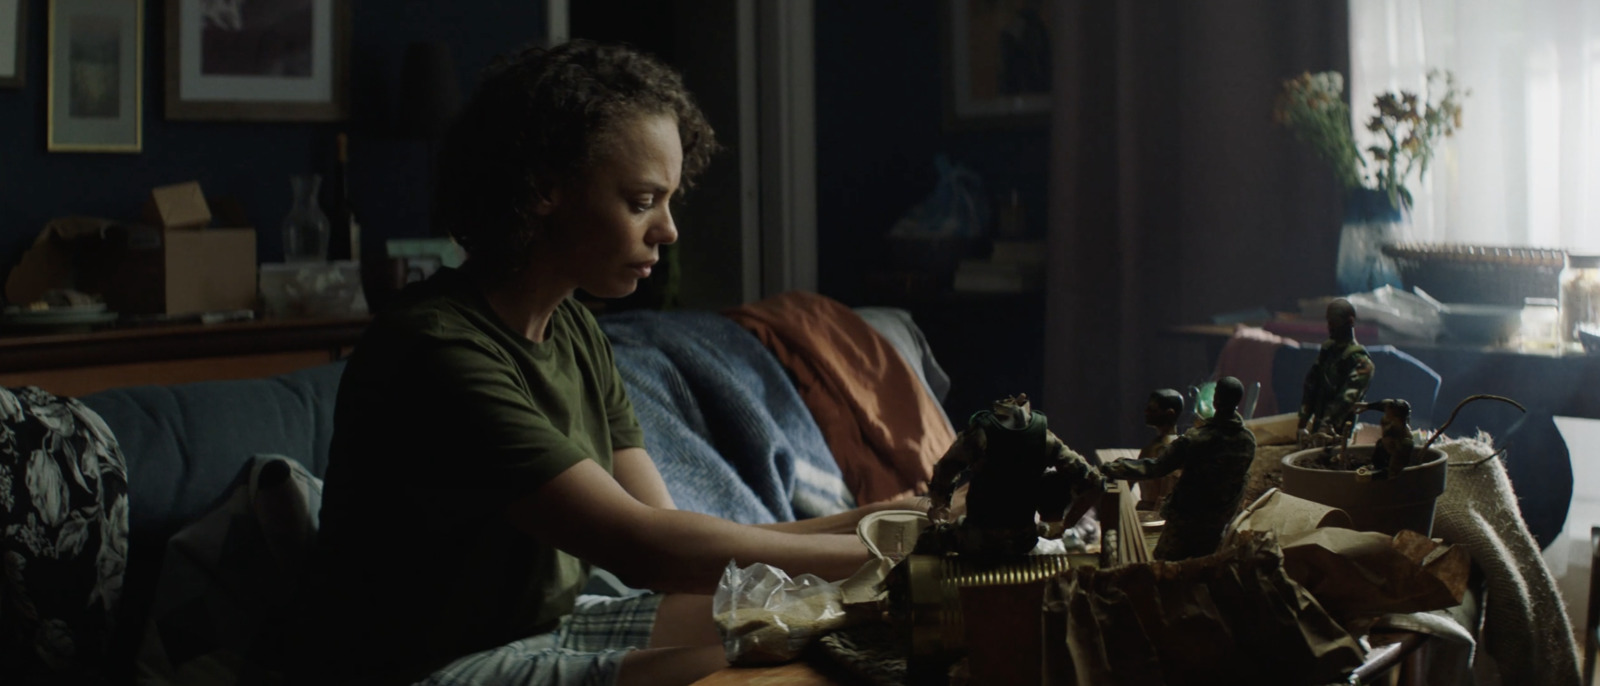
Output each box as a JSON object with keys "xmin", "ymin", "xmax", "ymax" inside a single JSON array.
[{"xmin": 417, "ymin": 593, "xmax": 664, "ymax": 686}]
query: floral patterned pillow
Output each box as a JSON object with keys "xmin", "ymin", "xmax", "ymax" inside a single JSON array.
[{"xmin": 0, "ymin": 386, "xmax": 130, "ymax": 683}]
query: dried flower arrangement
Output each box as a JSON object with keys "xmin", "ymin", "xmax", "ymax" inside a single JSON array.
[{"xmin": 1274, "ymin": 70, "xmax": 1466, "ymax": 209}]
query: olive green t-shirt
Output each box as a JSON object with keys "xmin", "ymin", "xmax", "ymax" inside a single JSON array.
[{"xmin": 304, "ymin": 268, "xmax": 644, "ymax": 684}]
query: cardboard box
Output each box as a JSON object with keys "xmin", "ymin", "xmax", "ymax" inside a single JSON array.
[
  {"xmin": 163, "ymin": 229, "xmax": 258, "ymax": 315},
  {"xmin": 148, "ymin": 182, "xmax": 258, "ymax": 316},
  {"xmin": 6, "ymin": 183, "xmax": 259, "ymax": 317},
  {"xmin": 93, "ymin": 224, "xmax": 258, "ymax": 316},
  {"xmin": 145, "ymin": 182, "xmax": 212, "ymax": 231}
]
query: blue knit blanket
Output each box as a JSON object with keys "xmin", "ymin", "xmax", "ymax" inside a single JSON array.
[{"xmin": 600, "ymin": 311, "xmax": 855, "ymax": 523}]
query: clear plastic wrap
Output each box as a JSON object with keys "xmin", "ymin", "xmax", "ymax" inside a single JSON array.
[
  {"xmin": 712, "ymin": 560, "xmax": 847, "ymax": 664},
  {"xmin": 1347, "ymin": 285, "xmax": 1444, "ymax": 342}
]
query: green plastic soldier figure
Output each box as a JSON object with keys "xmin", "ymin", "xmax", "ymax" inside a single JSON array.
[
  {"xmin": 1101, "ymin": 377, "xmax": 1257, "ymax": 561},
  {"xmin": 1136, "ymin": 389, "xmax": 1184, "ymax": 511},
  {"xmin": 1298, "ymin": 298, "xmax": 1375, "ymax": 448},
  {"xmin": 924, "ymin": 394, "xmax": 1105, "ymax": 557},
  {"xmin": 1355, "ymin": 398, "xmax": 1415, "ymax": 479}
]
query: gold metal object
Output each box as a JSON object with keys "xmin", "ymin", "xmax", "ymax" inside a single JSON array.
[{"xmin": 890, "ymin": 553, "xmax": 1095, "ymax": 668}]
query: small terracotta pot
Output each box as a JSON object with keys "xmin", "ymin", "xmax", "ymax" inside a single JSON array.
[{"xmin": 1279, "ymin": 446, "xmax": 1448, "ymax": 537}]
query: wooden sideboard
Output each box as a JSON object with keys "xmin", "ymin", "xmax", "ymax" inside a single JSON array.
[{"xmin": 0, "ymin": 316, "xmax": 371, "ymax": 397}]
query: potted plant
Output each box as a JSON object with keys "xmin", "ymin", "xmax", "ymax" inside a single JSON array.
[
  {"xmin": 1273, "ymin": 70, "xmax": 1466, "ymax": 295},
  {"xmin": 1280, "ymin": 395, "xmax": 1522, "ymax": 537},
  {"xmin": 1280, "ymin": 445, "xmax": 1449, "ymax": 537}
]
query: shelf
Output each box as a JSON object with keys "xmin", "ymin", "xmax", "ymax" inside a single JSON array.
[{"xmin": 0, "ymin": 316, "xmax": 370, "ymax": 396}]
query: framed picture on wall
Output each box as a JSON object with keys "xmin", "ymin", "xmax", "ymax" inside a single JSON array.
[
  {"xmin": 943, "ymin": 0, "xmax": 1052, "ymax": 130},
  {"xmin": 1, "ymin": 0, "xmax": 25, "ymax": 88},
  {"xmin": 47, "ymin": 0, "xmax": 142, "ymax": 152},
  {"xmin": 165, "ymin": 0, "xmax": 350, "ymax": 121}
]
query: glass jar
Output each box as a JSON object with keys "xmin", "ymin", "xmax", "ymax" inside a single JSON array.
[
  {"xmin": 1558, "ymin": 253, "xmax": 1600, "ymax": 345},
  {"xmin": 1521, "ymin": 297, "xmax": 1560, "ymax": 352},
  {"xmin": 282, "ymin": 174, "xmax": 330, "ymax": 262}
]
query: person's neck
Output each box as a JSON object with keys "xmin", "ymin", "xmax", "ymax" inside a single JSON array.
[{"xmin": 469, "ymin": 264, "xmax": 572, "ymax": 343}]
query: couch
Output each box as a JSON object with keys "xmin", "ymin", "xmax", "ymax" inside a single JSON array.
[{"xmin": 1, "ymin": 296, "xmax": 957, "ymax": 685}]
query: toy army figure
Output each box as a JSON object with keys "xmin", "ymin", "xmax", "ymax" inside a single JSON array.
[
  {"xmin": 1101, "ymin": 377, "xmax": 1257, "ymax": 562},
  {"xmin": 1298, "ymin": 298, "xmax": 1375, "ymax": 448},
  {"xmin": 923, "ymin": 394, "xmax": 1106, "ymax": 557},
  {"xmin": 1355, "ymin": 399, "xmax": 1415, "ymax": 479},
  {"xmin": 1136, "ymin": 389, "xmax": 1184, "ymax": 511}
]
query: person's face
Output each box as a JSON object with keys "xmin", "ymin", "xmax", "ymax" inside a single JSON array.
[{"xmin": 535, "ymin": 114, "xmax": 682, "ymax": 299}]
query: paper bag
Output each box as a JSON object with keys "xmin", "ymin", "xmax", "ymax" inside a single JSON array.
[
  {"xmin": 1042, "ymin": 532, "xmax": 1365, "ymax": 686},
  {"xmin": 1278, "ymin": 527, "xmax": 1470, "ymax": 626}
]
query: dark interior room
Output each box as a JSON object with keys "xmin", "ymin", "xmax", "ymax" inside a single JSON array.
[{"xmin": 2, "ymin": 1, "xmax": 1598, "ymax": 685}]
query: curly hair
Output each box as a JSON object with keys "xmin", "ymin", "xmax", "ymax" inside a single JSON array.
[{"xmin": 433, "ymin": 40, "xmax": 718, "ymax": 281}]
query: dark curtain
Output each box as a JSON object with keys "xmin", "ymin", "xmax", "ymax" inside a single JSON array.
[{"xmin": 1043, "ymin": 0, "xmax": 1349, "ymax": 449}]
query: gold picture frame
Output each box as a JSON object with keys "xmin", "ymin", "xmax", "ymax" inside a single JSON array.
[
  {"xmin": 0, "ymin": 0, "xmax": 25, "ymax": 88},
  {"xmin": 165, "ymin": 0, "xmax": 351, "ymax": 122},
  {"xmin": 942, "ymin": 0, "xmax": 1052, "ymax": 131},
  {"xmin": 47, "ymin": 0, "xmax": 142, "ymax": 152}
]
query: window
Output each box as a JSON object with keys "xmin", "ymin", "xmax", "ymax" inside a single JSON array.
[{"xmin": 1350, "ymin": 0, "xmax": 1600, "ymax": 254}]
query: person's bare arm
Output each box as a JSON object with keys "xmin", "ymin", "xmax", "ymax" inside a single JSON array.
[
  {"xmin": 614, "ymin": 445, "xmax": 925, "ymax": 535},
  {"xmin": 506, "ymin": 460, "xmax": 870, "ymax": 595},
  {"xmin": 752, "ymin": 495, "xmax": 929, "ymax": 534},
  {"xmin": 613, "ymin": 447, "xmax": 676, "ymax": 510}
]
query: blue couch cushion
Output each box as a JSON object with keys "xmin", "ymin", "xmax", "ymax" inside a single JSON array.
[
  {"xmin": 79, "ymin": 363, "xmax": 344, "ymax": 541},
  {"xmin": 77, "ymin": 361, "xmax": 345, "ymax": 680}
]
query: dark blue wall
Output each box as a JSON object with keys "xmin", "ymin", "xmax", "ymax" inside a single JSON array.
[
  {"xmin": 815, "ymin": 0, "xmax": 1050, "ymax": 304},
  {"xmin": 0, "ymin": 0, "xmax": 544, "ymax": 284}
]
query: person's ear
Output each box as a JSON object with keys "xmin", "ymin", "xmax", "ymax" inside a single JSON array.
[
  {"xmin": 529, "ymin": 175, "xmax": 564, "ymax": 216},
  {"xmin": 532, "ymin": 187, "xmax": 561, "ymax": 216}
]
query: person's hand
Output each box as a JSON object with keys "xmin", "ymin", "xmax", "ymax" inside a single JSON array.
[{"xmin": 927, "ymin": 504, "xmax": 952, "ymax": 524}]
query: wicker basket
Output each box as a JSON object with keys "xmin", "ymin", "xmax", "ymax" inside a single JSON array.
[{"xmin": 1380, "ymin": 242, "xmax": 1567, "ymax": 306}]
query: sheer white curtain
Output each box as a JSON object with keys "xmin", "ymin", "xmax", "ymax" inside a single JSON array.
[{"xmin": 1350, "ymin": 0, "xmax": 1600, "ymax": 253}]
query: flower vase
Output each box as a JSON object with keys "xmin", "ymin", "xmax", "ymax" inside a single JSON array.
[
  {"xmin": 1335, "ymin": 188, "xmax": 1406, "ymax": 295},
  {"xmin": 282, "ymin": 174, "xmax": 330, "ymax": 263}
]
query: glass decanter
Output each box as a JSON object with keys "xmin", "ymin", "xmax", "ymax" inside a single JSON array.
[{"xmin": 282, "ymin": 174, "xmax": 330, "ymax": 262}]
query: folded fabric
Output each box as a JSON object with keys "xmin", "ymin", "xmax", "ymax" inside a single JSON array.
[
  {"xmin": 1432, "ymin": 434, "xmax": 1581, "ymax": 685},
  {"xmin": 136, "ymin": 455, "xmax": 321, "ymax": 686},
  {"xmin": 851, "ymin": 307, "xmax": 954, "ymax": 427},
  {"xmin": 600, "ymin": 310, "xmax": 853, "ymax": 522},
  {"xmin": 725, "ymin": 292, "xmax": 957, "ymax": 504},
  {"xmin": 0, "ymin": 385, "xmax": 129, "ymax": 686}
]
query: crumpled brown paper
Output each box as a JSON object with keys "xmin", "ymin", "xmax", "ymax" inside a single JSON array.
[
  {"xmin": 1227, "ymin": 488, "xmax": 1470, "ymax": 629},
  {"xmin": 1042, "ymin": 532, "xmax": 1365, "ymax": 686},
  {"xmin": 1277, "ymin": 527, "xmax": 1470, "ymax": 628},
  {"xmin": 4, "ymin": 217, "xmax": 114, "ymax": 305},
  {"xmin": 1229, "ymin": 487, "xmax": 1354, "ymax": 537}
]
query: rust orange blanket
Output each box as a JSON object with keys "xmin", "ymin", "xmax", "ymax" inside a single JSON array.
[{"xmin": 725, "ymin": 292, "xmax": 955, "ymax": 504}]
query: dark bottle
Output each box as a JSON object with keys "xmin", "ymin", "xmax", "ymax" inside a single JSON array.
[{"xmin": 323, "ymin": 132, "xmax": 360, "ymax": 261}]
